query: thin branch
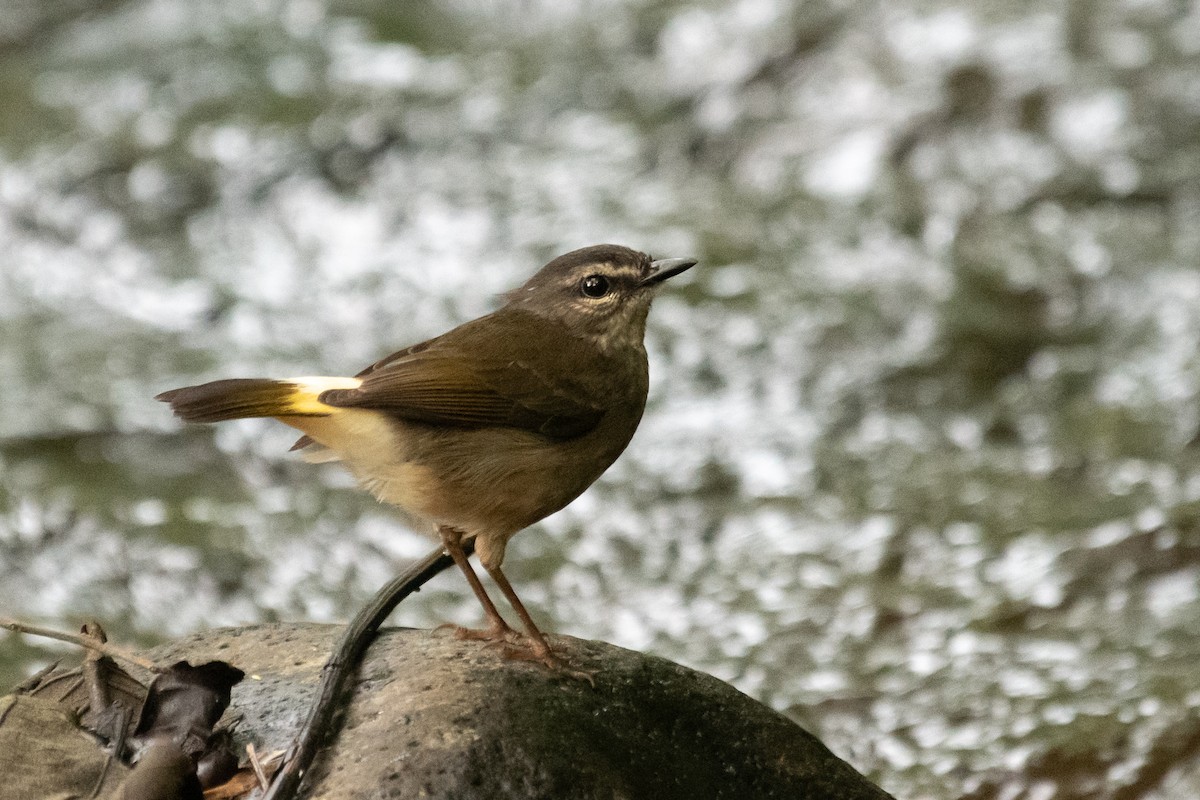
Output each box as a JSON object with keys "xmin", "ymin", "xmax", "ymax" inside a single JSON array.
[
  {"xmin": 0, "ymin": 617, "xmax": 163, "ymax": 673},
  {"xmin": 247, "ymin": 742, "xmax": 270, "ymax": 791}
]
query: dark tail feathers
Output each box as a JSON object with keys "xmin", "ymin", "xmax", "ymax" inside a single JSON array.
[{"xmin": 156, "ymin": 378, "xmax": 308, "ymax": 423}]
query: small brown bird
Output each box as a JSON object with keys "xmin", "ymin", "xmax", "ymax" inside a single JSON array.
[{"xmin": 157, "ymin": 244, "xmax": 695, "ymax": 675}]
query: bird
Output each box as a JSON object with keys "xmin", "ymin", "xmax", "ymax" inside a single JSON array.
[{"xmin": 156, "ymin": 244, "xmax": 696, "ymax": 676}]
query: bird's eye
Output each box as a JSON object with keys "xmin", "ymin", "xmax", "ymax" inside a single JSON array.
[{"xmin": 581, "ymin": 274, "xmax": 610, "ymax": 298}]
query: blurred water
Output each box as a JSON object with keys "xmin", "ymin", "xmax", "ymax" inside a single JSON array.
[{"xmin": 3, "ymin": 1, "xmax": 1200, "ymax": 797}]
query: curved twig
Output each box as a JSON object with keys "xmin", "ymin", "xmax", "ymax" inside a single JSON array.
[
  {"xmin": 261, "ymin": 542, "xmax": 462, "ymax": 800},
  {"xmin": 0, "ymin": 617, "xmax": 163, "ymax": 673}
]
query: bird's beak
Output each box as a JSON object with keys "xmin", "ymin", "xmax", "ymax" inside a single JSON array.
[{"xmin": 640, "ymin": 257, "xmax": 698, "ymax": 287}]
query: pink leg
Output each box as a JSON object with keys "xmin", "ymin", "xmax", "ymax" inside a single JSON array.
[{"xmin": 438, "ymin": 525, "xmax": 516, "ymax": 642}]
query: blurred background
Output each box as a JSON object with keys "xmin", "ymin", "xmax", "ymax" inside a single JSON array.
[{"xmin": 2, "ymin": 0, "xmax": 1200, "ymax": 797}]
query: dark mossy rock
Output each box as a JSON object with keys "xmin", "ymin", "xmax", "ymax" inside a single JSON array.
[{"xmin": 147, "ymin": 622, "xmax": 896, "ymax": 800}]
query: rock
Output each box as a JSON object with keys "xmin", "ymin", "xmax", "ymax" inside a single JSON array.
[{"xmin": 147, "ymin": 622, "xmax": 896, "ymax": 799}]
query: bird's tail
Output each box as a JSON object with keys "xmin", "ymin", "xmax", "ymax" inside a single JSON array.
[{"xmin": 155, "ymin": 376, "xmax": 363, "ymax": 423}]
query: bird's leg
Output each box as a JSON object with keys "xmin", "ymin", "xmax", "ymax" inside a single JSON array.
[
  {"xmin": 437, "ymin": 525, "xmax": 517, "ymax": 643},
  {"xmin": 483, "ymin": 562, "xmax": 595, "ymax": 685},
  {"xmin": 480, "ymin": 564, "xmax": 552, "ymax": 658}
]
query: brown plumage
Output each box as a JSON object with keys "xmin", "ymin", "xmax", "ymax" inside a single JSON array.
[{"xmin": 157, "ymin": 244, "xmax": 696, "ymax": 676}]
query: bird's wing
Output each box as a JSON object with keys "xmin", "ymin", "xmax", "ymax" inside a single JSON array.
[
  {"xmin": 288, "ymin": 341, "xmax": 439, "ymax": 452},
  {"xmin": 316, "ymin": 311, "xmax": 608, "ymax": 441},
  {"xmin": 352, "ymin": 338, "xmax": 436, "ymax": 378}
]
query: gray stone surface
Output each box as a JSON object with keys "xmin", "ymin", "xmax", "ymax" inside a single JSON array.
[{"xmin": 148, "ymin": 622, "xmax": 896, "ymax": 799}]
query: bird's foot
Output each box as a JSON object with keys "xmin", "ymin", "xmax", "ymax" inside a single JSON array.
[
  {"xmin": 499, "ymin": 640, "xmax": 596, "ymax": 686},
  {"xmin": 435, "ymin": 621, "xmax": 522, "ymax": 645},
  {"xmin": 433, "ymin": 623, "xmax": 594, "ymax": 684}
]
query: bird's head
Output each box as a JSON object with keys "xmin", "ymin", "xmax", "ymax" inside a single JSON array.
[{"xmin": 504, "ymin": 244, "xmax": 696, "ymax": 351}]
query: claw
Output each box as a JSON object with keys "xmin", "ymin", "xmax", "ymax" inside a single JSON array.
[
  {"xmin": 438, "ymin": 621, "xmax": 521, "ymax": 645},
  {"xmin": 498, "ymin": 640, "xmax": 596, "ymax": 686}
]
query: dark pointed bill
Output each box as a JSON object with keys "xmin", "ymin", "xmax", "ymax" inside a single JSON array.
[{"xmin": 641, "ymin": 257, "xmax": 698, "ymax": 287}]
